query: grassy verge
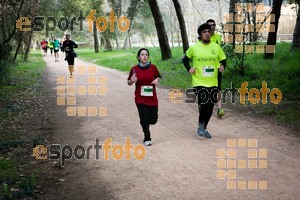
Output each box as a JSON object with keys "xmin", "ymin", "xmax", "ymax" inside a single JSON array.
[
  {"xmin": 0, "ymin": 51, "xmax": 46, "ymax": 199},
  {"xmin": 76, "ymin": 47, "xmax": 192, "ymax": 89},
  {"xmin": 76, "ymin": 43, "xmax": 300, "ymax": 126},
  {"xmin": 223, "ymin": 42, "xmax": 300, "ymax": 126},
  {"xmin": 224, "ymin": 42, "xmax": 300, "ymax": 100}
]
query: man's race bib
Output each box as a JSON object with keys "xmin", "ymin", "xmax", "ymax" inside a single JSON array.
[
  {"xmin": 141, "ymin": 85, "xmax": 153, "ymax": 96},
  {"xmin": 54, "ymin": 47, "xmax": 59, "ymax": 50},
  {"xmin": 202, "ymin": 66, "xmax": 214, "ymax": 77}
]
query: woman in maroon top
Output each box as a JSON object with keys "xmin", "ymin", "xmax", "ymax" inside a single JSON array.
[{"xmin": 127, "ymin": 48, "xmax": 161, "ymax": 146}]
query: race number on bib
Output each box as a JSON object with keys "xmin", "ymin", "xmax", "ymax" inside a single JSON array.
[
  {"xmin": 141, "ymin": 85, "xmax": 153, "ymax": 96},
  {"xmin": 202, "ymin": 66, "xmax": 214, "ymax": 77}
]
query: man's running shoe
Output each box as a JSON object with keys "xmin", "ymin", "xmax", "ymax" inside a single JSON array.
[
  {"xmin": 197, "ymin": 128, "xmax": 205, "ymax": 137},
  {"xmin": 197, "ymin": 128, "xmax": 212, "ymax": 138},
  {"xmin": 203, "ymin": 130, "xmax": 212, "ymax": 138},
  {"xmin": 217, "ymin": 108, "xmax": 225, "ymax": 117}
]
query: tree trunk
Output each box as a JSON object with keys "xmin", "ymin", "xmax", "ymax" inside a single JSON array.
[
  {"xmin": 170, "ymin": 14, "xmax": 174, "ymax": 48},
  {"xmin": 264, "ymin": 0, "xmax": 283, "ymax": 59},
  {"xmin": 291, "ymin": 2, "xmax": 300, "ymax": 50},
  {"xmin": 4, "ymin": 0, "xmax": 25, "ymax": 44},
  {"xmin": 217, "ymin": 0, "xmax": 223, "ymax": 31},
  {"xmin": 247, "ymin": 11, "xmax": 252, "ymax": 42},
  {"xmin": 128, "ymin": 29, "xmax": 132, "ymax": 49},
  {"xmin": 116, "ymin": 33, "xmax": 119, "ymax": 50},
  {"xmin": 123, "ymin": 30, "xmax": 129, "ymax": 50},
  {"xmin": 116, "ymin": 0, "xmax": 122, "ymax": 50},
  {"xmin": 104, "ymin": 35, "xmax": 112, "ymax": 51},
  {"xmin": 100, "ymin": 37, "xmax": 105, "ymax": 46},
  {"xmin": 0, "ymin": 0, "xmax": 25, "ymax": 63},
  {"xmin": 93, "ymin": 21, "xmax": 99, "ymax": 53},
  {"xmin": 177, "ymin": 30, "xmax": 181, "ymax": 47},
  {"xmin": 13, "ymin": 32, "xmax": 23, "ymax": 63},
  {"xmin": 147, "ymin": 0, "xmax": 172, "ymax": 60},
  {"xmin": 0, "ymin": 19, "xmax": 8, "ymax": 62},
  {"xmin": 172, "ymin": 0, "xmax": 189, "ymax": 52},
  {"xmin": 229, "ymin": 0, "xmax": 236, "ymax": 47},
  {"xmin": 149, "ymin": 35, "xmax": 156, "ymax": 47},
  {"xmin": 24, "ymin": 31, "xmax": 33, "ymax": 61},
  {"xmin": 252, "ymin": 8, "xmax": 258, "ymax": 42}
]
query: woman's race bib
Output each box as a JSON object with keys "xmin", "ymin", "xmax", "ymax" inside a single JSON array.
[{"xmin": 141, "ymin": 85, "xmax": 153, "ymax": 96}]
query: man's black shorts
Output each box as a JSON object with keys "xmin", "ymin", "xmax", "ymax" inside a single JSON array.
[{"xmin": 193, "ymin": 86, "xmax": 220, "ymax": 104}]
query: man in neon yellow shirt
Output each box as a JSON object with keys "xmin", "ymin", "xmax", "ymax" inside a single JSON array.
[
  {"xmin": 206, "ymin": 19, "xmax": 225, "ymax": 118},
  {"xmin": 207, "ymin": 19, "xmax": 222, "ymax": 45},
  {"xmin": 47, "ymin": 39, "xmax": 54, "ymax": 55},
  {"xmin": 182, "ymin": 23, "xmax": 226, "ymax": 138}
]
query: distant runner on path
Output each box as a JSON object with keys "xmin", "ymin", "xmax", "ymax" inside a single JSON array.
[{"xmin": 62, "ymin": 34, "xmax": 78, "ymax": 78}]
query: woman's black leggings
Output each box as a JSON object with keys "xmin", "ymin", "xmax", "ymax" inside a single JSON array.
[
  {"xmin": 136, "ymin": 104, "xmax": 158, "ymax": 142},
  {"xmin": 194, "ymin": 86, "xmax": 219, "ymax": 129}
]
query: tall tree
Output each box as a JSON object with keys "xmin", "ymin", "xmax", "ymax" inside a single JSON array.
[
  {"xmin": 89, "ymin": 0, "xmax": 104, "ymax": 53},
  {"xmin": 147, "ymin": 0, "xmax": 172, "ymax": 60},
  {"xmin": 264, "ymin": 0, "xmax": 283, "ymax": 59},
  {"xmin": 107, "ymin": 0, "xmax": 122, "ymax": 50},
  {"xmin": 167, "ymin": 4, "xmax": 176, "ymax": 48},
  {"xmin": 229, "ymin": 0, "xmax": 236, "ymax": 48},
  {"xmin": 23, "ymin": 0, "xmax": 40, "ymax": 61},
  {"xmin": 172, "ymin": 0, "xmax": 189, "ymax": 53},
  {"xmin": 130, "ymin": 2, "xmax": 156, "ymax": 47},
  {"xmin": 126, "ymin": 0, "xmax": 146, "ymax": 49},
  {"xmin": 93, "ymin": 21, "xmax": 100, "ymax": 53},
  {"xmin": 13, "ymin": 31, "xmax": 23, "ymax": 63},
  {"xmin": 291, "ymin": 0, "xmax": 300, "ymax": 50},
  {"xmin": 0, "ymin": 0, "xmax": 25, "ymax": 63},
  {"xmin": 100, "ymin": 9, "xmax": 117, "ymax": 51}
]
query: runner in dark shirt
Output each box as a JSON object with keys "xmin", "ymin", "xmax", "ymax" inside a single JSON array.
[{"xmin": 62, "ymin": 34, "xmax": 78, "ymax": 77}]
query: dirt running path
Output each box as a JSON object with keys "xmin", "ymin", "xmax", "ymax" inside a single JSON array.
[{"xmin": 41, "ymin": 52, "xmax": 300, "ymax": 200}]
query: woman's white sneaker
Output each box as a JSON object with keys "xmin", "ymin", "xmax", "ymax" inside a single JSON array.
[{"xmin": 144, "ymin": 141, "xmax": 152, "ymax": 146}]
